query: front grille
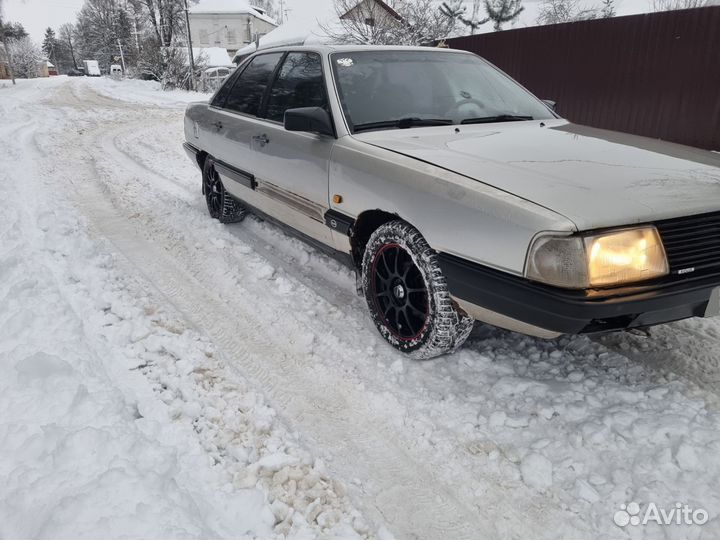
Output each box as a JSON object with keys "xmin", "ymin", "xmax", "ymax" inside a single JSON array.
[{"xmin": 655, "ymin": 211, "xmax": 720, "ymax": 276}]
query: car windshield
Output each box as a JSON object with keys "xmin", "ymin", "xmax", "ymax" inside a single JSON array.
[{"xmin": 330, "ymin": 50, "xmax": 554, "ymax": 132}]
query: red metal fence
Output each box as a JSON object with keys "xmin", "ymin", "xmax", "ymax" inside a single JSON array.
[{"xmin": 443, "ymin": 6, "xmax": 720, "ymax": 151}]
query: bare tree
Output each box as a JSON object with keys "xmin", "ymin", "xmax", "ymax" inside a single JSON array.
[
  {"xmin": 536, "ymin": 0, "xmax": 598, "ymax": 23},
  {"xmin": 58, "ymin": 23, "xmax": 79, "ymax": 70},
  {"xmin": 6, "ymin": 36, "xmax": 41, "ymax": 78},
  {"xmin": 651, "ymin": 0, "xmax": 710, "ymax": 10},
  {"xmin": 133, "ymin": 0, "xmax": 186, "ymax": 47},
  {"xmin": 324, "ymin": 0, "xmax": 457, "ymax": 45}
]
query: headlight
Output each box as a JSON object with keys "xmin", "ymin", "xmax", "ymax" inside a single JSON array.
[{"xmin": 526, "ymin": 227, "xmax": 669, "ymax": 289}]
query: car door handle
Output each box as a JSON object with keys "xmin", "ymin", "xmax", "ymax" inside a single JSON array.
[
  {"xmin": 252, "ymin": 133, "xmax": 270, "ymax": 147},
  {"xmin": 212, "ymin": 121, "xmax": 223, "ymax": 130}
]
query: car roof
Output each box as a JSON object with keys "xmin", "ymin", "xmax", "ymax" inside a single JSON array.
[{"xmin": 251, "ymin": 44, "xmax": 473, "ymax": 56}]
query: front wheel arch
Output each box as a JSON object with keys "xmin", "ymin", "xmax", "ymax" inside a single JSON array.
[{"xmin": 351, "ymin": 209, "xmax": 404, "ymax": 268}]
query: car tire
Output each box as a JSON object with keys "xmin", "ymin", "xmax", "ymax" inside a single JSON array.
[
  {"xmin": 362, "ymin": 220, "xmax": 474, "ymax": 359},
  {"xmin": 202, "ymin": 157, "xmax": 246, "ymax": 223}
]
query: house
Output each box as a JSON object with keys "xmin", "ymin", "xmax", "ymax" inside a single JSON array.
[
  {"xmin": 37, "ymin": 59, "xmax": 57, "ymax": 77},
  {"xmin": 339, "ymin": 0, "xmax": 402, "ymax": 27},
  {"xmin": 188, "ymin": 0, "xmax": 278, "ymax": 57}
]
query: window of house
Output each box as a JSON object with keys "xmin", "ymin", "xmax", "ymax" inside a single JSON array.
[
  {"xmin": 223, "ymin": 52, "xmax": 283, "ymax": 116},
  {"xmin": 227, "ymin": 28, "xmax": 237, "ymax": 44},
  {"xmin": 199, "ymin": 28, "xmax": 209, "ymax": 45},
  {"xmin": 265, "ymin": 53, "xmax": 327, "ymax": 123}
]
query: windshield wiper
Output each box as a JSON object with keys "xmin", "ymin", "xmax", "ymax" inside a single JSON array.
[
  {"xmin": 353, "ymin": 117, "xmax": 453, "ymax": 133},
  {"xmin": 460, "ymin": 114, "xmax": 534, "ymax": 125}
]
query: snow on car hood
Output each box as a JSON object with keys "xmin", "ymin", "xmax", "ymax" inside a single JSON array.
[{"xmin": 354, "ymin": 119, "xmax": 720, "ymax": 230}]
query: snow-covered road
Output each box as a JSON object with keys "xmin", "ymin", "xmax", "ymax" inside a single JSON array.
[{"xmin": 2, "ymin": 76, "xmax": 719, "ymax": 540}]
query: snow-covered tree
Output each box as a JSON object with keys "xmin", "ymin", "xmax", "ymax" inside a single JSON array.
[
  {"xmin": 74, "ymin": 0, "xmax": 134, "ymax": 71},
  {"xmin": 651, "ymin": 0, "xmax": 710, "ymax": 9},
  {"xmin": 42, "ymin": 27, "xmax": 57, "ymax": 64},
  {"xmin": 0, "ymin": 20, "xmax": 27, "ymax": 40},
  {"xmin": 7, "ymin": 36, "xmax": 40, "ymax": 78},
  {"xmin": 536, "ymin": 0, "xmax": 596, "ymax": 23},
  {"xmin": 441, "ymin": 0, "xmax": 523, "ymax": 34},
  {"xmin": 440, "ymin": 0, "xmax": 489, "ymax": 34},
  {"xmin": 484, "ymin": 0, "xmax": 524, "ymax": 29},
  {"xmin": 137, "ymin": 36, "xmax": 207, "ymax": 89},
  {"xmin": 600, "ymin": 0, "xmax": 616, "ymax": 17}
]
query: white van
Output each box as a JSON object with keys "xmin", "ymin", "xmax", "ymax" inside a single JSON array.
[{"xmin": 110, "ymin": 64, "xmax": 123, "ymax": 79}]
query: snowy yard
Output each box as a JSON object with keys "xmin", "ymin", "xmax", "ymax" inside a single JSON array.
[{"xmin": 1, "ymin": 75, "xmax": 719, "ymax": 540}]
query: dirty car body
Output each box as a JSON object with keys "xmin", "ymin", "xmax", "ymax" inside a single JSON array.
[{"xmin": 183, "ymin": 45, "xmax": 720, "ymax": 358}]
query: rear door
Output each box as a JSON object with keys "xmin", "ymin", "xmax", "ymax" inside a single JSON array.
[{"xmin": 250, "ymin": 51, "xmax": 335, "ymax": 244}]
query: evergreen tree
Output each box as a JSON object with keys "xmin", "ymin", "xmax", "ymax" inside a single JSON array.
[
  {"xmin": 42, "ymin": 27, "xmax": 57, "ymax": 62},
  {"xmin": 0, "ymin": 20, "xmax": 27, "ymax": 40}
]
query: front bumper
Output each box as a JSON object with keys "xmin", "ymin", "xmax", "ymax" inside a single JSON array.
[{"xmin": 439, "ymin": 252, "xmax": 720, "ymax": 335}]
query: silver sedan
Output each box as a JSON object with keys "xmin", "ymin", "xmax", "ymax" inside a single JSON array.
[{"xmin": 184, "ymin": 45, "xmax": 720, "ymax": 359}]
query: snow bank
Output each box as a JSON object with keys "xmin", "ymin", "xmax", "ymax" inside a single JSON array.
[
  {"xmin": 0, "ymin": 77, "xmax": 372, "ymax": 540},
  {"xmin": 86, "ymin": 76, "xmax": 211, "ymax": 108}
]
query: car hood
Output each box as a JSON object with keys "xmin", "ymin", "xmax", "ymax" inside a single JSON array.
[{"xmin": 354, "ymin": 120, "xmax": 720, "ymax": 230}]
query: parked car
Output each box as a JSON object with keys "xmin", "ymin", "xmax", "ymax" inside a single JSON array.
[
  {"xmin": 201, "ymin": 66, "xmax": 234, "ymax": 93},
  {"xmin": 82, "ymin": 59, "xmax": 101, "ymax": 77},
  {"xmin": 110, "ymin": 64, "xmax": 123, "ymax": 79},
  {"xmin": 67, "ymin": 67, "xmax": 85, "ymax": 77},
  {"xmin": 183, "ymin": 45, "xmax": 720, "ymax": 359}
]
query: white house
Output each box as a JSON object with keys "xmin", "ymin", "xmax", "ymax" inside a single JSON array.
[{"xmin": 189, "ymin": 0, "xmax": 278, "ymax": 57}]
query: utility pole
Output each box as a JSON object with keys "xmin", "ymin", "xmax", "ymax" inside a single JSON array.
[
  {"xmin": 183, "ymin": 0, "xmax": 196, "ymax": 91},
  {"xmin": 117, "ymin": 38, "xmax": 126, "ymax": 72}
]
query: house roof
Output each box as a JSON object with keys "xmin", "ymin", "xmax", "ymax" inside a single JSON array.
[
  {"xmin": 339, "ymin": 0, "xmax": 402, "ymax": 21},
  {"xmin": 189, "ymin": 0, "xmax": 278, "ymax": 25}
]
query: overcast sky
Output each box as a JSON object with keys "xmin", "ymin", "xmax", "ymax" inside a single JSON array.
[{"xmin": 4, "ymin": 0, "xmax": 655, "ymax": 43}]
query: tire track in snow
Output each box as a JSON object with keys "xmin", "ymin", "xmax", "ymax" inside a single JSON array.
[{"xmin": 69, "ymin": 163, "xmax": 487, "ymax": 540}]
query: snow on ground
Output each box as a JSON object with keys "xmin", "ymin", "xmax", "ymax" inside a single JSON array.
[
  {"xmin": 0, "ymin": 78, "xmax": 371, "ymax": 539},
  {"xmin": 2, "ymin": 75, "xmax": 720, "ymax": 540}
]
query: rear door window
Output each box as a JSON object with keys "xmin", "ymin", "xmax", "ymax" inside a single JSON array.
[{"xmin": 223, "ymin": 52, "xmax": 284, "ymax": 116}]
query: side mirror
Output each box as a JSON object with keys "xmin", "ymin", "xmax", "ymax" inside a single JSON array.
[
  {"xmin": 284, "ymin": 107, "xmax": 334, "ymax": 137},
  {"xmin": 542, "ymin": 99, "xmax": 557, "ymax": 111}
]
